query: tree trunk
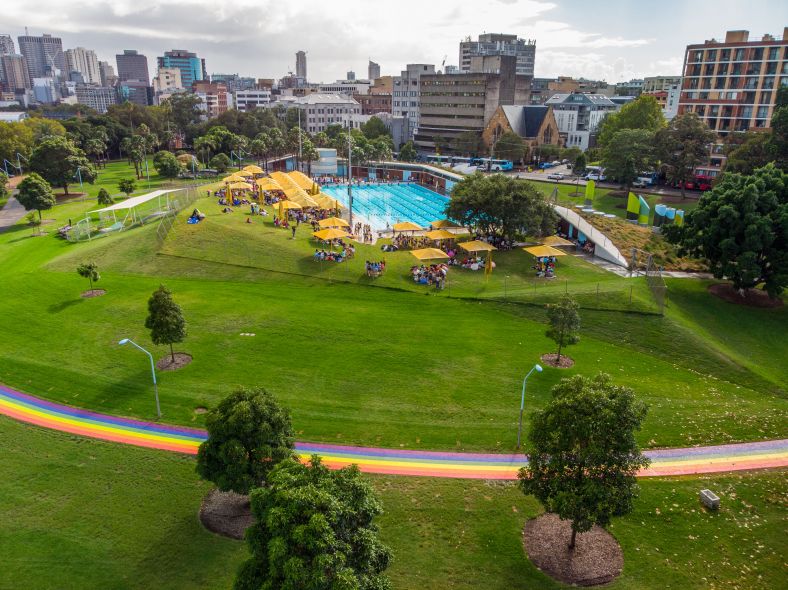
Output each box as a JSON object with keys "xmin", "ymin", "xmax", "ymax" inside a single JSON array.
[
  {"xmin": 556, "ymin": 341, "xmax": 562, "ymax": 363},
  {"xmin": 88, "ymin": 276, "xmax": 93, "ymax": 291},
  {"xmin": 569, "ymin": 527, "xmax": 577, "ymax": 550},
  {"xmin": 37, "ymin": 209, "xmax": 42, "ymax": 223},
  {"xmin": 170, "ymin": 342, "xmax": 175, "ymax": 363},
  {"xmin": 680, "ymin": 181, "xmax": 686, "ymax": 200},
  {"xmin": 63, "ymin": 182, "xmax": 69, "ymax": 196}
]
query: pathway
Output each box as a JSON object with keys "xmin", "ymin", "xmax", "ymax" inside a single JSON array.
[
  {"xmin": 0, "ymin": 196, "xmax": 26, "ymax": 232},
  {"xmin": 1, "ymin": 383, "xmax": 785, "ymax": 479}
]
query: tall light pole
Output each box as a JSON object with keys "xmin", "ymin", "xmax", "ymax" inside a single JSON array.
[
  {"xmin": 347, "ymin": 115, "xmax": 353, "ymax": 226},
  {"xmin": 118, "ymin": 338, "xmax": 161, "ymax": 418},
  {"xmin": 517, "ymin": 363, "xmax": 543, "ymax": 449}
]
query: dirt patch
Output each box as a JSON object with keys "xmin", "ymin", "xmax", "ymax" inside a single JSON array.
[
  {"xmin": 523, "ymin": 513, "xmax": 623, "ymax": 587},
  {"xmin": 709, "ymin": 284, "xmax": 783, "ymax": 308},
  {"xmin": 199, "ymin": 489, "xmax": 253, "ymax": 540},
  {"xmin": 194, "ymin": 406, "xmax": 208, "ymax": 414},
  {"xmin": 80, "ymin": 289, "xmax": 106, "ymax": 298},
  {"xmin": 541, "ymin": 353, "xmax": 575, "ymax": 368},
  {"xmin": 156, "ymin": 352, "xmax": 193, "ymax": 371},
  {"xmin": 607, "ymin": 190, "xmax": 628, "ymax": 198}
]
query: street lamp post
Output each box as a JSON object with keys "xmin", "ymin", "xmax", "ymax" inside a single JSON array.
[
  {"xmin": 118, "ymin": 338, "xmax": 161, "ymax": 418},
  {"xmin": 517, "ymin": 363, "xmax": 543, "ymax": 449}
]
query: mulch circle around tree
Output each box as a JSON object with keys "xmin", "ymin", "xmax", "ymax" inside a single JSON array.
[
  {"xmin": 607, "ymin": 190, "xmax": 628, "ymax": 198},
  {"xmin": 194, "ymin": 406, "xmax": 208, "ymax": 414},
  {"xmin": 156, "ymin": 353, "xmax": 193, "ymax": 371},
  {"xmin": 540, "ymin": 353, "xmax": 575, "ymax": 368},
  {"xmin": 80, "ymin": 289, "xmax": 106, "ymax": 298},
  {"xmin": 709, "ymin": 284, "xmax": 783, "ymax": 309},
  {"xmin": 523, "ymin": 513, "xmax": 623, "ymax": 587},
  {"xmin": 199, "ymin": 489, "xmax": 253, "ymax": 540}
]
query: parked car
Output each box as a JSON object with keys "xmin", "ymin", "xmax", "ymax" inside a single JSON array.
[
  {"xmin": 632, "ymin": 179, "xmax": 647, "ymax": 188},
  {"xmin": 547, "ymin": 173, "xmax": 564, "ymax": 180},
  {"xmin": 538, "ymin": 162, "xmax": 553, "ymax": 169},
  {"xmin": 584, "ymin": 173, "xmax": 606, "ymax": 181}
]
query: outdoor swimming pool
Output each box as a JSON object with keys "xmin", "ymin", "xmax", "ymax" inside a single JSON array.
[{"xmin": 321, "ymin": 183, "xmax": 450, "ymax": 230}]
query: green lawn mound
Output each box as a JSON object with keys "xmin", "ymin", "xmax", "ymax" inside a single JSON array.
[{"xmin": 523, "ymin": 513, "xmax": 623, "ymax": 586}]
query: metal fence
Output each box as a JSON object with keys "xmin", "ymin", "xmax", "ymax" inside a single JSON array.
[
  {"xmin": 629, "ymin": 248, "xmax": 667, "ymax": 314},
  {"xmin": 155, "ymin": 184, "xmax": 204, "ymax": 244}
]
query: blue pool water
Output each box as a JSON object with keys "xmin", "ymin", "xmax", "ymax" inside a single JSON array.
[{"xmin": 321, "ymin": 183, "xmax": 449, "ymax": 230}]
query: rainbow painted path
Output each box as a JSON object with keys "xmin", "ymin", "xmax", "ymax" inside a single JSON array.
[{"xmin": 2, "ymin": 383, "xmax": 786, "ymax": 479}]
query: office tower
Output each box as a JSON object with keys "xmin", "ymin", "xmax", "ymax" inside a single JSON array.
[
  {"xmin": 0, "ymin": 35, "xmax": 14, "ymax": 55},
  {"xmin": 295, "ymin": 50, "xmax": 307, "ymax": 80},
  {"xmin": 368, "ymin": 60, "xmax": 380, "ymax": 81},
  {"xmin": 1, "ymin": 54, "xmax": 31, "ymax": 90},
  {"xmin": 17, "ymin": 33, "xmax": 65, "ymax": 81},
  {"xmin": 98, "ymin": 61, "xmax": 117, "ymax": 87},
  {"xmin": 346, "ymin": 70, "xmax": 356, "ymax": 81},
  {"xmin": 116, "ymin": 49, "xmax": 150, "ymax": 83},
  {"xmin": 65, "ymin": 47, "xmax": 100, "ymax": 85},
  {"xmin": 392, "ymin": 63, "xmax": 436, "ymax": 140},
  {"xmin": 75, "ymin": 85, "xmax": 118, "ymax": 113},
  {"xmin": 459, "ymin": 33, "xmax": 536, "ymax": 76},
  {"xmin": 157, "ymin": 49, "xmax": 203, "ymax": 88}
]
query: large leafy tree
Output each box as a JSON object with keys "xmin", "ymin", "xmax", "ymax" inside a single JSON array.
[
  {"xmin": 360, "ymin": 116, "xmax": 390, "ymax": 140},
  {"xmin": 22, "ymin": 117, "xmax": 66, "ymax": 142},
  {"xmin": 209, "ymin": 153, "xmax": 231, "ymax": 172},
  {"xmin": 398, "ymin": 140, "xmax": 417, "ymax": 162},
  {"xmin": 144, "ymin": 285, "xmax": 187, "ymax": 362},
  {"xmin": 724, "ymin": 132, "xmax": 773, "ymax": 175},
  {"xmin": 446, "ymin": 174, "xmax": 556, "ymax": 239},
  {"xmin": 235, "ymin": 456, "xmax": 392, "ymax": 590},
  {"xmin": 196, "ymin": 387, "xmax": 295, "ymax": 494},
  {"xmin": 16, "ymin": 172, "xmax": 55, "ymax": 222},
  {"xmin": 601, "ymin": 129, "xmax": 656, "ymax": 194},
  {"xmin": 768, "ymin": 86, "xmax": 787, "ymax": 169},
  {"xmin": 451, "ymin": 131, "xmax": 483, "ymax": 157},
  {"xmin": 665, "ymin": 163, "xmax": 787, "ymax": 298},
  {"xmin": 545, "ymin": 296, "xmax": 580, "ymax": 362},
  {"xmin": 597, "ymin": 95, "xmax": 665, "ymax": 148},
  {"xmin": 152, "ymin": 150, "xmax": 182, "ymax": 178},
  {"xmin": 0, "ymin": 122, "xmax": 34, "ymax": 171},
  {"xmin": 518, "ymin": 373, "xmax": 649, "ymax": 549},
  {"xmin": 655, "ymin": 113, "xmax": 716, "ymax": 198},
  {"xmin": 118, "ymin": 178, "xmax": 136, "ymax": 198},
  {"xmin": 493, "ymin": 131, "xmax": 525, "ymax": 163},
  {"xmin": 120, "ymin": 135, "xmax": 147, "ymax": 179},
  {"xmin": 165, "ymin": 93, "xmax": 204, "ymax": 134},
  {"xmin": 0, "ymin": 172, "xmax": 8, "ymax": 204}
]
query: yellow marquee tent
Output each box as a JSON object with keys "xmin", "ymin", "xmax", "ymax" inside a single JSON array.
[
  {"xmin": 392, "ymin": 221, "xmax": 423, "ymax": 232},
  {"xmin": 227, "ymin": 181, "xmax": 253, "ymax": 191},
  {"xmin": 522, "ymin": 245, "xmax": 567, "ymax": 257},
  {"xmin": 458, "ymin": 240, "xmax": 497, "ymax": 252},
  {"xmin": 541, "ymin": 235, "xmax": 575, "ymax": 247},
  {"xmin": 410, "ymin": 248, "xmax": 450, "ymax": 261},
  {"xmin": 318, "ymin": 216, "xmax": 350, "ymax": 228},
  {"xmin": 430, "ymin": 219, "xmax": 460, "ymax": 229},
  {"xmin": 313, "ymin": 228, "xmax": 350, "ymax": 241},
  {"xmin": 243, "ymin": 165, "xmax": 264, "ymax": 174},
  {"xmin": 425, "ymin": 229, "xmax": 456, "ymax": 241}
]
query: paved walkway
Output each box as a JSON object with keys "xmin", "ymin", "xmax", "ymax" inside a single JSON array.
[
  {"xmin": 2, "ymin": 383, "xmax": 785, "ymax": 479},
  {"xmin": 0, "ymin": 196, "xmax": 26, "ymax": 232}
]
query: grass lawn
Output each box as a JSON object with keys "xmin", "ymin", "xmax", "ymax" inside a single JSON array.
[{"xmin": 1, "ymin": 416, "xmax": 785, "ymax": 590}]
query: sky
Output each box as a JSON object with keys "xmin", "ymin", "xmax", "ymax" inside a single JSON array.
[{"xmin": 3, "ymin": 0, "xmax": 787, "ymax": 83}]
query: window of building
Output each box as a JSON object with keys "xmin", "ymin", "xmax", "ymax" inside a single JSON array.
[
  {"xmin": 756, "ymin": 106, "xmax": 769, "ymax": 119},
  {"xmin": 734, "ymin": 48, "xmax": 745, "ymax": 61},
  {"xmin": 759, "ymin": 92, "xmax": 772, "ymax": 104},
  {"xmin": 753, "ymin": 48, "xmax": 764, "ymax": 61},
  {"xmin": 721, "ymin": 48, "xmax": 731, "ymax": 61},
  {"xmin": 768, "ymin": 47, "xmax": 779, "ymax": 61},
  {"xmin": 741, "ymin": 105, "xmax": 753, "ymax": 118}
]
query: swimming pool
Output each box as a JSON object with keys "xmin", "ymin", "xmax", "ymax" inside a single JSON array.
[{"xmin": 321, "ymin": 183, "xmax": 450, "ymax": 230}]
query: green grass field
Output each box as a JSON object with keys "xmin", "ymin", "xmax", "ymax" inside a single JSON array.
[{"xmin": 0, "ymin": 160, "xmax": 786, "ymax": 588}]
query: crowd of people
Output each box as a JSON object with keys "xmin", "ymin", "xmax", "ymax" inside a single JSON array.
[
  {"xmin": 389, "ymin": 234, "xmax": 432, "ymax": 250},
  {"xmin": 354, "ymin": 222, "xmax": 375, "ymax": 243},
  {"xmin": 411, "ymin": 264, "xmax": 448, "ymax": 289},
  {"xmin": 365, "ymin": 260, "xmax": 386, "ymax": 277},
  {"xmin": 472, "ymin": 233, "xmax": 515, "ymax": 251},
  {"xmin": 450, "ymin": 255, "xmax": 490, "ymax": 270},
  {"xmin": 533, "ymin": 256, "xmax": 558, "ymax": 278},
  {"xmin": 312, "ymin": 239, "xmax": 355, "ymax": 263}
]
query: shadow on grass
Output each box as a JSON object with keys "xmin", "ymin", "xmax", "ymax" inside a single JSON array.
[{"xmin": 48, "ymin": 298, "xmax": 84, "ymax": 314}]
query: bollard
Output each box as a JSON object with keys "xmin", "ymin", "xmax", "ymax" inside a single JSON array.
[{"xmin": 700, "ymin": 489, "xmax": 720, "ymax": 510}]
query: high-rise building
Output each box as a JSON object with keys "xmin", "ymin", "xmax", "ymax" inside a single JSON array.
[
  {"xmin": 642, "ymin": 75, "xmax": 682, "ymax": 94},
  {"xmin": 17, "ymin": 33, "xmax": 65, "ymax": 81},
  {"xmin": 118, "ymin": 79, "xmax": 153, "ymax": 106},
  {"xmin": 211, "ymin": 73, "xmax": 256, "ymax": 92},
  {"xmin": 192, "ymin": 81, "xmax": 228, "ymax": 117},
  {"xmin": 116, "ymin": 49, "xmax": 150, "ymax": 83},
  {"xmin": 235, "ymin": 89, "xmax": 271, "ymax": 112},
  {"xmin": 1, "ymin": 54, "xmax": 31, "ymax": 91},
  {"xmin": 346, "ymin": 70, "xmax": 356, "ymax": 81},
  {"xmin": 414, "ymin": 55, "xmax": 532, "ymax": 151},
  {"xmin": 368, "ymin": 60, "xmax": 380, "ymax": 81},
  {"xmin": 75, "ymin": 85, "xmax": 118, "ymax": 113},
  {"xmin": 0, "ymin": 35, "xmax": 14, "ymax": 54},
  {"xmin": 392, "ymin": 63, "xmax": 436, "ymax": 139},
  {"xmin": 98, "ymin": 61, "xmax": 117, "ymax": 87},
  {"xmin": 295, "ymin": 50, "xmax": 307, "ymax": 80},
  {"xmin": 459, "ymin": 33, "xmax": 536, "ymax": 76},
  {"xmin": 157, "ymin": 49, "xmax": 204, "ymax": 89},
  {"xmin": 153, "ymin": 68, "xmax": 182, "ymax": 93},
  {"xmin": 33, "ymin": 77, "xmax": 59, "ymax": 103},
  {"xmin": 65, "ymin": 47, "xmax": 100, "ymax": 85}
]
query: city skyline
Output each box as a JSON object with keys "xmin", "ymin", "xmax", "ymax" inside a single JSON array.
[{"xmin": 2, "ymin": 0, "xmax": 786, "ymax": 83}]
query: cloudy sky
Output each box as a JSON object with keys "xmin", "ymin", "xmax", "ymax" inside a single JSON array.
[{"xmin": 3, "ymin": 0, "xmax": 786, "ymax": 82}]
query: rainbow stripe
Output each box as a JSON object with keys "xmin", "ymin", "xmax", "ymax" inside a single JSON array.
[{"xmin": 1, "ymin": 383, "xmax": 786, "ymax": 479}]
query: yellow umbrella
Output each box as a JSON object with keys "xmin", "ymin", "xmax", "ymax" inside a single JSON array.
[
  {"xmin": 276, "ymin": 200, "xmax": 302, "ymax": 210},
  {"xmin": 257, "ymin": 178, "xmax": 282, "ymax": 191},
  {"xmin": 243, "ymin": 165, "xmax": 264, "ymax": 174},
  {"xmin": 410, "ymin": 248, "xmax": 450, "ymax": 261},
  {"xmin": 430, "ymin": 219, "xmax": 460, "ymax": 229},
  {"xmin": 316, "ymin": 194, "xmax": 343, "ymax": 210},
  {"xmin": 425, "ymin": 229, "xmax": 456, "ymax": 241},
  {"xmin": 458, "ymin": 240, "xmax": 497, "ymax": 252},
  {"xmin": 227, "ymin": 181, "xmax": 253, "ymax": 191},
  {"xmin": 313, "ymin": 228, "xmax": 350, "ymax": 240},
  {"xmin": 392, "ymin": 221, "xmax": 423, "ymax": 232},
  {"xmin": 523, "ymin": 245, "xmax": 567, "ymax": 257},
  {"xmin": 541, "ymin": 235, "xmax": 575, "ymax": 247},
  {"xmin": 235, "ymin": 170, "xmax": 253, "ymax": 177},
  {"xmin": 318, "ymin": 216, "xmax": 350, "ymax": 228},
  {"xmin": 224, "ymin": 174, "xmax": 247, "ymax": 183}
]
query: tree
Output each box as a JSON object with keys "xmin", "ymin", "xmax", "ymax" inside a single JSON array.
[
  {"xmin": 398, "ymin": 140, "xmax": 417, "ymax": 162},
  {"xmin": 301, "ymin": 138, "xmax": 320, "ymax": 174},
  {"xmin": 545, "ymin": 296, "xmax": 580, "ymax": 363},
  {"xmin": 235, "ymin": 456, "xmax": 392, "ymax": 590},
  {"xmin": 22, "ymin": 117, "xmax": 66, "ymax": 142},
  {"xmin": 360, "ymin": 116, "xmax": 390, "ymax": 140},
  {"xmin": 493, "ymin": 131, "xmax": 525, "ymax": 163},
  {"xmin": 29, "ymin": 135, "xmax": 96, "ymax": 196},
  {"xmin": 196, "ymin": 387, "xmax": 295, "ymax": 494},
  {"xmin": 573, "ymin": 153, "xmax": 586, "ymax": 176},
  {"xmin": 16, "ymin": 172, "xmax": 55, "ymax": 223},
  {"xmin": 518, "ymin": 373, "xmax": 649, "ymax": 549},
  {"xmin": 446, "ymin": 174, "xmax": 557, "ymax": 239},
  {"xmin": 96, "ymin": 187, "xmax": 113, "ymax": 205},
  {"xmin": 0, "ymin": 121, "xmax": 34, "ymax": 166},
  {"xmin": 655, "ymin": 113, "xmax": 716, "ymax": 198},
  {"xmin": 76, "ymin": 262, "xmax": 100, "ymax": 291},
  {"xmin": 164, "ymin": 93, "xmax": 203, "ymax": 133},
  {"xmin": 118, "ymin": 178, "xmax": 136, "ymax": 198},
  {"xmin": 144, "ymin": 285, "xmax": 186, "ymax": 362},
  {"xmin": 597, "ymin": 95, "xmax": 665, "ymax": 147},
  {"xmin": 452, "ymin": 131, "xmax": 483, "ymax": 157},
  {"xmin": 209, "ymin": 153, "xmax": 231, "ymax": 172},
  {"xmin": 152, "ymin": 150, "xmax": 182, "ymax": 178},
  {"xmin": 0, "ymin": 172, "xmax": 8, "ymax": 204},
  {"xmin": 665, "ymin": 163, "xmax": 788, "ymax": 298},
  {"xmin": 120, "ymin": 135, "xmax": 147, "ymax": 179},
  {"xmin": 432, "ymin": 134, "xmax": 448, "ymax": 154},
  {"xmin": 768, "ymin": 86, "xmax": 787, "ymax": 169},
  {"xmin": 725, "ymin": 132, "xmax": 773, "ymax": 175},
  {"xmin": 601, "ymin": 129, "xmax": 656, "ymax": 194}
]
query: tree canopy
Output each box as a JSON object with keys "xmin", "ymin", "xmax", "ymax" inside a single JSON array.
[
  {"xmin": 196, "ymin": 387, "xmax": 295, "ymax": 494},
  {"xmin": 446, "ymin": 174, "xmax": 556, "ymax": 239},
  {"xmin": 30, "ymin": 135, "xmax": 96, "ymax": 196},
  {"xmin": 665, "ymin": 163, "xmax": 787, "ymax": 298},
  {"xmin": 235, "ymin": 456, "xmax": 392, "ymax": 590},
  {"xmin": 77, "ymin": 262, "xmax": 100, "ymax": 291},
  {"xmin": 152, "ymin": 150, "xmax": 183, "ymax": 178},
  {"xmin": 655, "ymin": 113, "xmax": 716, "ymax": 197},
  {"xmin": 398, "ymin": 140, "xmax": 417, "ymax": 162},
  {"xmin": 97, "ymin": 187, "xmax": 113, "ymax": 205},
  {"xmin": 452, "ymin": 131, "xmax": 483, "ymax": 156},
  {"xmin": 493, "ymin": 131, "xmax": 525, "ymax": 163},
  {"xmin": 597, "ymin": 95, "xmax": 665, "ymax": 147},
  {"xmin": 0, "ymin": 121, "xmax": 34, "ymax": 167},
  {"xmin": 16, "ymin": 172, "xmax": 55, "ymax": 222},
  {"xmin": 144, "ymin": 285, "xmax": 187, "ymax": 362},
  {"xmin": 118, "ymin": 178, "xmax": 136, "ymax": 197},
  {"xmin": 601, "ymin": 128, "xmax": 656, "ymax": 192},
  {"xmin": 518, "ymin": 373, "xmax": 649, "ymax": 549},
  {"xmin": 360, "ymin": 116, "xmax": 390, "ymax": 140},
  {"xmin": 545, "ymin": 296, "xmax": 580, "ymax": 362}
]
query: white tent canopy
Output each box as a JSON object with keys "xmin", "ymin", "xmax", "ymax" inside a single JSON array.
[{"xmin": 89, "ymin": 189, "xmax": 181, "ymax": 214}]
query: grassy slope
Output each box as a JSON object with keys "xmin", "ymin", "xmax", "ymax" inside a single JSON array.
[{"xmin": 1, "ymin": 417, "xmax": 785, "ymax": 590}]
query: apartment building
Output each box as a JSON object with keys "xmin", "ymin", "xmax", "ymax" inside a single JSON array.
[
  {"xmin": 17, "ymin": 33, "xmax": 64, "ymax": 81},
  {"xmin": 459, "ymin": 33, "xmax": 536, "ymax": 76},
  {"xmin": 545, "ymin": 93, "xmax": 618, "ymax": 150},
  {"xmin": 279, "ymin": 93, "xmax": 361, "ymax": 134},
  {"xmin": 235, "ymin": 89, "xmax": 271, "ymax": 111},
  {"xmin": 643, "ymin": 75, "xmax": 682, "ymax": 93},
  {"xmin": 65, "ymin": 47, "xmax": 100, "ymax": 85},
  {"xmin": 75, "ymin": 85, "xmax": 118, "ymax": 113},
  {"xmin": 392, "ymin": 63, "xmax": 436, "ymax": 139},
  {"xmin": 192, "ymin": 81, "xmax": 228, "ymax": 118}
]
